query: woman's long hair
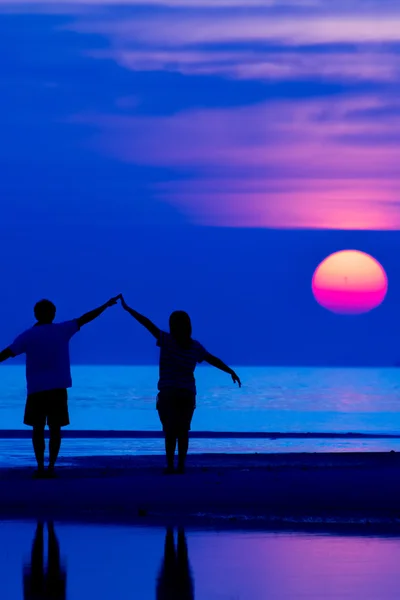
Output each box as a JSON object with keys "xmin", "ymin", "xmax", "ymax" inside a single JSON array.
[{"xmin": 169, "ymin": 311, "xmax": 192, "ymax": 349}]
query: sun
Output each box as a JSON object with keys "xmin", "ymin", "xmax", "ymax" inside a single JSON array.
[{"xmin": 312, "ymin": 250, "xmax": 388, "ymax": 315}]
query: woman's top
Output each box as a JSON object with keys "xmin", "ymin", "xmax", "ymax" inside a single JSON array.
[{"xmin": 157, "ymin": 331, "xmax": 207, "ymax": 393}]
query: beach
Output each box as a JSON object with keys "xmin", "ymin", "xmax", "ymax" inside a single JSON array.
[
  {"xmin": 1, "ymin": 452, "xmax": 400, "ymax": 529},
  {"xmin": 1, "ymin": 368, "xmax": 399, "ymax": 529}
]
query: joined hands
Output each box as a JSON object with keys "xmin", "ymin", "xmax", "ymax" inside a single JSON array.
[
  {"xmin": 106, "ymin": 294, "xmax": 122, "ymax": 308},
  {"xmin": 106, "ymin": 295, "xmax": 130, "ymax": 312},
  {"xmin": 107, "ymin": 295, "xmax": 242, "ymax": 388},
  {"xmin": 120, "ymin": 295, "xmax": 129, "ymax": 311}
]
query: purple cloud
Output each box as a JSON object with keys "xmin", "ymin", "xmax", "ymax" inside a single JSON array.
[
  {"xmin": 72, "ymin": 93, "xmax": 400, "ymax": 229},
  {"xmin": 4, "ymin": 0, "xmax": 400, "ymax": 230}
]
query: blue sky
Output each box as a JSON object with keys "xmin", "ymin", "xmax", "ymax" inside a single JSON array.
[{"xmin": 1, "ymin": 0, "xmax": 400, "ymax": 365}]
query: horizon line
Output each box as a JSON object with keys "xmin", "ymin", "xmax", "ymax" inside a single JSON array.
[{"xmin": 2, "ymin": 363, "xmax": 399, "ymax": 369}]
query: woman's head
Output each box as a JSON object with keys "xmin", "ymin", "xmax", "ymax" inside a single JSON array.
[{"xmin": 169, "ymin": 311, "xmax": 192, "ymax": 345}]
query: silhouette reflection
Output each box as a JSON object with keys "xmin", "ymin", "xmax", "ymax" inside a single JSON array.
[
  {"xmin": 23, "ymin": 521, "xmax": 67, "ymax": 600},
  {"xmin": 156, "ymin": 527, "xmax": 194, "ymax": 600}
]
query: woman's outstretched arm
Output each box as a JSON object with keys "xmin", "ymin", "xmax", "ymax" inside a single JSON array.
[
  {"xmin": 120, "ymin": 296, "xmax": 160, "ymax": 338},
  {"xmin": 204, "ymin": 352, "xmax": 241, "ymax": 387}
]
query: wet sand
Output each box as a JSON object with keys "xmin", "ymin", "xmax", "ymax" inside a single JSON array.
[{"xmin": 1, "ymin": 453, "xmax": 400, "ymax": 528}]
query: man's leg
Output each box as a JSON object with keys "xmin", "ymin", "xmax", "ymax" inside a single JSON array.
[
  {"xmin": 25, "ymin": 393, "xmax": 46, "ymax": 475},
  {"xmin": 47, "ymin": 521, "xmax": 60, "ymax": 571},
  {"xmin": 32, "ymin": 426, "xmax": 45, "ymax": 472},
  {"xmin": 47, "ymin": 389, "xmax": 69, "ymax": 474},
  {"xmin": 23, "ymin": 522, "xmax": 45, "ymax": 598},
  {"xmin": 48, "ymin": 426, "xmax": 61, "ymax": 471},
  {"xmin": 31, "ymin": 522, "xmax": 45, "ymax": 575},
  {"xmin": 46, "ymin": 521, "xmax": 67, "ymax": 598}
]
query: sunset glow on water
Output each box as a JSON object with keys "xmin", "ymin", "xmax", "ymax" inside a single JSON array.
[{"xmin": 3, "ymin": 521, "xmax": 400, "ymax": 600}]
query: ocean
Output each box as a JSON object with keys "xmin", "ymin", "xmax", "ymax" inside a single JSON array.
[
  {"xmin": 4, "ymin": 521, "xmax": 400, "ymax": 600},
  {"xmin": 1, "ymin": 365, "xmax": 400, "ymax": 465}
]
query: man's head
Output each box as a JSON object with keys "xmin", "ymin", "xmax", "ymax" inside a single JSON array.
[
  {"xmin": 34, "ymin": 299, "xmax": 56, "ymax": 324},
  {"xmin": 169, "ymin": 310, "xmax": 192, "ymax": 344}
]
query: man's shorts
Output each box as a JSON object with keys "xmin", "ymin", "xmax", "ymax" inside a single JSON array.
[
  {"xmin": 156, "ymin": 388, "xmax": 196, "ymax": 434},
  {"xmin": 24, "ymin": 388, "xmax": 70, "ymax": 428}
]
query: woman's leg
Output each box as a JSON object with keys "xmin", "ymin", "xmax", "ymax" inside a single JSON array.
[
  {"xmin": 158, "ymin": 392, "xmax": 177, "ymax": 473},
  {"xmin": 177, "ymin": 433, "xmax": 189, "ymax": 473},
  {"xmin": 165, "ymin": 433, "xmax": 177, "ymax": 472},
  {"xmin": 176, "ymin": 398, "xmax": 194, "ymax": 473}
]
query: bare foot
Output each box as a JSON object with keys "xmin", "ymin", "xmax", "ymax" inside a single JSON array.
[
  {"xmin": 46, "ymin": 466, "xmax": 57, "ymax": 479},
  {"xmin": 163, "ymin": 466, "xmax": 175, "ymax": 475},
  {"xmin": 32, "ymin": 467, "xmax": 46, "ymax": 479}
]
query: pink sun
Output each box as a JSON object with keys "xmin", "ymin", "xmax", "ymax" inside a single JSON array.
[{"xmin": 312, "ymin": 250, "xmax": 388, "ymax": 315}]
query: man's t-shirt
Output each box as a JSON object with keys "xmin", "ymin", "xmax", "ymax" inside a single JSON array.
[
  {"xmin": 157, "ymin": 331, "xmax": 207, "ymax": 393},
  {"xmin": 10, "ymin": 320, "xmax": 80, "ymax": 395}
]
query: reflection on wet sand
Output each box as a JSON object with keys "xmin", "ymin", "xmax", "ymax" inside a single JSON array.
[
  {"xmin": 156, "ymin": 528, "xmax": 194, "ymax": 600},
  {"xmin": 23, "ymin": 522, "xmax": 67, "ymax": 600}
]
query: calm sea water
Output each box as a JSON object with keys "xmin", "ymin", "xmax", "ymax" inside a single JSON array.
[
  {"xmin": 2, "ymin": 521, "xmax": 400, "ymax": 600},
  {"xmin": 1, "ymin": 365, "xmax": 400, "ymax": 463}
]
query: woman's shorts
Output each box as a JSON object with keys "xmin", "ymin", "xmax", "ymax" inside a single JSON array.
[
  {"xmin": 24, "ymin": 388, "xmax": 70, "ymax": 428},
  {"xmin": 157, "ymin": 388, "xmax": 196, "ymax": 434}
]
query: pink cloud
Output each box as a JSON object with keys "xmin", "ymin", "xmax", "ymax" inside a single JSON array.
[
  {"xmin": 89, "ymin": 48, "xmax": 400, "ymax": 84},
  {"xmin": 76, "ymin": 98, "xmax": 400, "ymax": 176},
  {"xmin": 0, "ymin": 0, "xmax": 306, "ymax": 9},
  {"xmin": 155, "ymin": 178, "xmax": 400, "ymax": 229},
  {"xmin": 72, "ymin": 96, "xmax": 400, "ymax": 229},
  {"xmin": 35, "ymin": 0, "xmax": 400, "ymax": 231},
  {"xmin": 69, "ymin": 12, "xmax": 400, "ymax": 47},
  {"xmin": 3, "ymin": 0, "xmax": 400, "ymax": 231}
]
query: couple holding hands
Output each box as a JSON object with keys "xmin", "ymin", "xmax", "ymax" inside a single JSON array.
[{"xmin": 0, "ymin": 295, "xmax": 241, "ymax": 477}]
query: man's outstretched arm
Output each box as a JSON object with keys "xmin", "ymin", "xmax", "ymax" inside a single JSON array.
[
  {"xmin": 204, "ymin": 352, "xmax": 241, "ymax": 387},
  {"xmin": 0, "ymin": 347, "xmax": 15, "ymax": 363},
  {"xmin": 120, "ymin": 296, "xmax": 160, "ymax": 338},
  {"xmin": 77, "ymin": 295, "xmax": 121, "ymax": 328}
]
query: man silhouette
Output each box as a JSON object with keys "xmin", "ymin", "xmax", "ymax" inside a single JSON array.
[
  {"xmin": 23, "ymin": 521, "xmax": 66, "ymax": 600},
  {"xmin": 0, "ymin": 296, "xmax": 120, "ymax": 477}
]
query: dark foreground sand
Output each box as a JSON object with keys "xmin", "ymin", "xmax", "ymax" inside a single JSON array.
[{"xmin": 1, "ymin": 453, "xmax": 400, "ymax": 529}]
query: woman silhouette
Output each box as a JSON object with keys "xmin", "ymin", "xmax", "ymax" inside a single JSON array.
[
  {"xmin": 156, "ymin": 528, "xmax": 194, "ymax": 600},
  {"xmin": 120, "ymin": 297, "xmax": 241, "ymax": 474}
]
